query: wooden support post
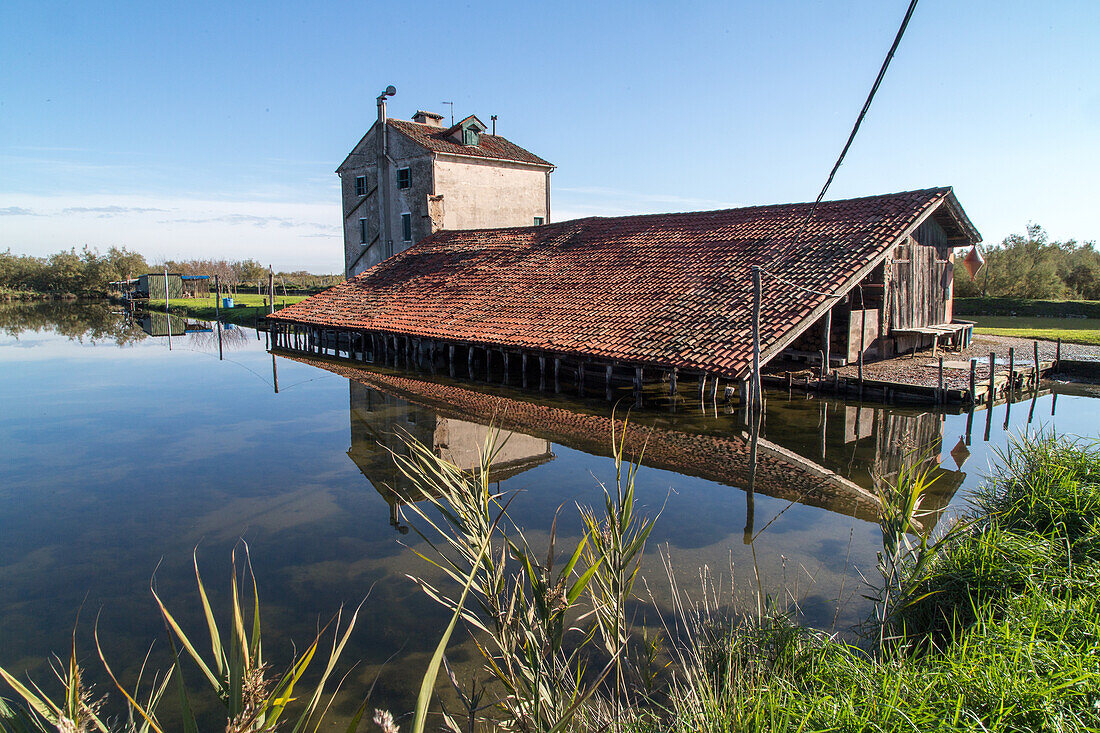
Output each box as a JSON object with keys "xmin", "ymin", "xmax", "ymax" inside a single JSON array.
[
  {"xmin": 1008, "ymin": 347, "xmax": 1015, "ymax": 392},
  {"xmin": 503, "ymin": 351, "xmax": 510, "ymax": 384},
  {"xmin": 554, "ymin": 357, "xmax": 561, "ymax": 393},
  {"xmin": 670, "ymin": 368, "xmax": 678, "ymax": 396},
  {"xmin": 214, "ymin": 274, "xmax": 220, "ymax": 322},
  {"xmin": 751, "ymin": 266, "xmax": 762, "ymax": 409},
  {"xmin": 988, "ymin": 352, "xmax": 996, "ymax": 403},
  {"xmin": 606, "ymin": 364, "xmax": 613, "ymax": 402},
  {"xmin": 634, "ymin": 366, "xmax": 643, "ymax": 406},
  {"xmin": 1033, "ymin": 340, "xmax": 1040, "ymax": 391},
  {"xmin": 969, "ymin": 358, "xmax": 977, "ymax": 405},
  {"xmin": 268, "ymin": 269, "xmax": 275, "ymax": 315},
  {"xmin": 938, "ymin": 356, "xmax": 944, "ymax": 404},
  {"xmin": 578, "ymin": 362, "xmax": 585, "ymax": 392},
  {"xmin": 822, "ymin": 309, "xmax": 831, "ymax": 378},
  {"xmin": 449, "ymin": 344, "xmax": 455, "ymax": 378},
  {"xmin": 522, "ymin": 353, "xmax": 529, "ymax": 390},
  {"xmin": 699, "ymin": 375, "xmax": 706, "ymax": 397},
  {"xmin": 468, "ymin": 345, "xmax": 474, "ymax": 377},
  {"xmin": 1056, "ymin": 337, "xmax": 1061, "ymax": 371},
  {"xmin": 711, "ymin": 376, "xmax": 719, "ymax": 403},
  {"xmin": 539, "ymin": 356, "xmax": 546, "ymax": 391}
]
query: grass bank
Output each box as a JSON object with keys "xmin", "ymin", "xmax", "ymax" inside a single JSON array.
[
  {"xmin": 969, "ymin": 315, "xmax": 1100, "ymax": 346},
  {"xmin": 956, "ymin": 296, "xmax": 1100, "ymax": 319},
  {"xmin": 140, "ymin": 293, "xmax": 309, "ymax": 327}
]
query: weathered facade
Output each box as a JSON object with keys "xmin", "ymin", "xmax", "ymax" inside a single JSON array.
[{"xmin": 337, "ymin": 103, "xmax": 553, "ymax": 278}]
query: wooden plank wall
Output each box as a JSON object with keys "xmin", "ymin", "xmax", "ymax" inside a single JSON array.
[{"xmin": 887, "ymin": 218, "xmax": 953, "ymax": 331}]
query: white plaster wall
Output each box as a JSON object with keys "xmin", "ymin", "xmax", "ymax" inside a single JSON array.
[{"xmin": 434, "ymin": 156, "xmax": 548, "ymax": 231}]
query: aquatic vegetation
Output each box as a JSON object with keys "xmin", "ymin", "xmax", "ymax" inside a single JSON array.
[{"xmin": 0, "ymin": 546, "xmax": 364, "ymax": 733}]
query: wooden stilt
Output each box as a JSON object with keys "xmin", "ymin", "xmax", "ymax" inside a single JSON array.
[
  {"xmin": 1007, "ymin": 347, "xmax": 1014, "ymax": 392},
  {"xmin": 988, "ymin": 352, "xmax": 996, "ymax": 403},
  {"xmin": 822, "ymin": 309, "xmax": 832, "ymax": 378},
  {"xmin": 554, "ymin": 357, "xmax": 561, "ymax": 393},
  {"xmin": 468, "ymin": 345, "xmax": 474, "ymax": 377},
  {"xmin": 503, "ymin": 351, "xmax": 510, "ymax": 384},
  {"xmin": 449, "ymin": 344, "xmax": 455, "ymax": 378},
  {"xmin": 938, "ymin": 356, "xmax": 944, "ymax": 404},
  {"xmin": 1033, "ymin": 341, "xmax": 1040, "ymax": 391},
  {"xmin": 670, "ymin": 367, "xmax": 678, "ymax": 396},
  {"xmin": 579, "ymin": 362, "xmax": 585, "ymax": 393},
  {"xmin": 969, "ymin": 358, "xmax": 977, "ymax": 405},
  {"xmin": 539, "ymin": 356, "xmax": 546, "ymax": 391},
  {"xmin": 522, "ymin": 353, "xmax": 529, "ymax": 390},
  {"xmin": 605, "ymin": 364, "xmax": 613, "ymax": 401},
  {"xmin": 634, "ymin": 366, "xmax": 643, "ymax": 406}
]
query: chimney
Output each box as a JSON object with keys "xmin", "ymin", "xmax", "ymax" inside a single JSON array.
[{"xmin": 412, "ymin": 110, "xmax": 444, "ymax": 128}]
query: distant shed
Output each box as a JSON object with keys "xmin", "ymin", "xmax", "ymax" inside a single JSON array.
[{"xmin": 136, "ymin": 273, "xmax": 184, "ymax": 300}]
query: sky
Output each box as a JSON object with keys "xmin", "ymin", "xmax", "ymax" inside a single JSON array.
[{"xmin": 1, "ymin": 0, "xmax": 1097, "ymax": 273}]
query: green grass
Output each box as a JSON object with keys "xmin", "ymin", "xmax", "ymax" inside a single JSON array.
[
  {"xmin": 969, "ymin": 315, "xmax": 1100, "ymax": 346},
  {"xmin": 143, "ymin": 294, "xmax": 309, "ymax": 326}
]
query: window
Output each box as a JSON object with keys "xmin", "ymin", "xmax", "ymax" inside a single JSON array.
[
  {"xmin": 358, "ymin": 218, "xmax": 367, "ymax": 244},
  {"xmin": 401, "ymin": 213, "xmax": 412, "ymax": 242},
  {"xmin": 463, "ymin": 127, "xmax": 479, "ymax": 146},
  {"xmin": 354, "ymin": 175, "xmax": 367, "ymax": 196},
  {"xmin": 533, "ymin": 217, "xmax": 544, "ymax": 226},
  {"xmin": 396, "ymin": 167, "xmax": 411, "ymax": 189}
]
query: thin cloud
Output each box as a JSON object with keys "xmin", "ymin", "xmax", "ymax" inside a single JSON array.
[
  {"xmin": 61, "ymin": 206, "xmax": 170, "ymax": 216},
  {"xmin": 0, "ymin": 206, "xmax": 40, "ymax": 216},
  {"xmin": 159, "ymin": 213, "xmax": 336, "ymax": 232}
]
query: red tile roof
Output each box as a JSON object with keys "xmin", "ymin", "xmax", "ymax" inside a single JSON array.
[
  {"xmin": 272, "ymin": 187, "xmax": 978, "ymax": 378},
  {"xmin": 388, "ymin": 119, "xmax": 553, "ymax": 167}
]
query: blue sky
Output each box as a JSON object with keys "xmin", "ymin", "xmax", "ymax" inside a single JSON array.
[{"xmin": 1, "ymin": 0, "xmax": 1097, "ymax": 272}]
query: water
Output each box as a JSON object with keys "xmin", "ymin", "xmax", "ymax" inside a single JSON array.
[{"xmin": 1, "ymin": 301, "xmax": 1097, "ymax": 724}]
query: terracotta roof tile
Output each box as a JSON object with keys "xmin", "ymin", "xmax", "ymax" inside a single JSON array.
[
  {"xmin": 272, "ymin": 188, "xmax": 976, "ymax": 378},
  {"xmin": 388, "ymin": 119, "xmax": 552, "ymax": 167}
]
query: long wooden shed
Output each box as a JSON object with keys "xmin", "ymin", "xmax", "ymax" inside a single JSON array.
[{"xmin": 268, "ymin": 187, "xmax": 980, "ymax": 396}]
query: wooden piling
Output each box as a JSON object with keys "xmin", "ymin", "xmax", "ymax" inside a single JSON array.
[
  {"xmin": 988, "ymin": 352, "xmax": 995, "ymax": 403},
  {"xmin": 751, "ymin": 266, "xmax": 762, "ymax": 409},
  {"xmin": 1007, "ymin": 347, "xmax": 1014, "ymax": 392},
  {"xmin": 539, "ymin": 356, "xmax": 547, "ymax": 391},
  {"xmin": 1033, "ymin": 340, "xmax": 1040, "ymax": 391},
  {"xmin": 1056, "ymin": 338, "xmax": 1061, "ymax": 371},
  {"xmin": 938, "ymin": 356, "xmax": 944, "ymax": 404},
  {"xmin": 969, "ymin": 358, "xmax": 977, "ymax": 405},
  {"xmin": 554, "ymin": 357, "xmax": 561, "ymax": 393},
  {"xmin": 822, "ymin": 309, "xmax": 831, "ymax": 378}
]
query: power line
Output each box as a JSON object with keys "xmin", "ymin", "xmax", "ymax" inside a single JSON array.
[{"xmin": 772, "ymin": 0, "xmax": 922, "ymax": 266}]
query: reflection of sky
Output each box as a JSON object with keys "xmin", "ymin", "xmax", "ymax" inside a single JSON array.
[{"xmin": 2, "ymin": 311, "xmax": 1098, "ymax": 724}]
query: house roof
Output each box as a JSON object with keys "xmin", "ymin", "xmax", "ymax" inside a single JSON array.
[
  {"xmin": 271, "ymin": 187, "xmax": 980, "ymax": 378},
  {"xmin": 388, "ymin": 119, "xmax": 552, "ymax": 167}
]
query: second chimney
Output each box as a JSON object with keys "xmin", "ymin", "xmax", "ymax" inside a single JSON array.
[{"xmin": 412, "ymin": 110, "xmax": 444, "ymax": 128}]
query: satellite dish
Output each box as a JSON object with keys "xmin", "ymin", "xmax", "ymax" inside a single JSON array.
[{"xmin": 385, "ymin": 85, "xmax": 397, "ymax": 97}]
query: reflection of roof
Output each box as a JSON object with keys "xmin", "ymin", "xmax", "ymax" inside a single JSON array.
[
  {"xmin": 271, "ymin": 188, "xmax": 979, "ymax": 379},
  {"xmin": 286, "ymin": 354, "xmax": 884, "ymax": 522}
]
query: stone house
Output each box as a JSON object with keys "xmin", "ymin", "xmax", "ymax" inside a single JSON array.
[{"xmin": 337, "ymin": 103, "xmax": 554, "ymax": 278}]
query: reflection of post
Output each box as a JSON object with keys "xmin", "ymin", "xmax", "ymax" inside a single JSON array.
[
  {"xmin": 965, "ymin": 406, "xmax": 973, "ymax": 446},
  {"xmin": 1027, "ymin": 389, "xmax": 1037, "ymax": 424},
  {"xmin": 1003, "ymin": 390, "xmax": 1011, "ymax": 430},
  {"xmin": 164, "ymin": 267, "xmax": 172, "ymax": 352},
  {"xmin": 1051, "ymin": 392, "xmax": 1057, "ymax": 417},
  {"xmin": 272, "ymin": 354, "xmax": 279, "ymax": 394},
  {"xmin": 984, "ymin": 398, "xmax": 993, "ymax": 442},
  {"xmin": 819, "ymin": 400, "xmax": 827, "ymax": 459},
  {"xmin": 744, "ymin": 401, "xmax": 761, "ymax": 544}
]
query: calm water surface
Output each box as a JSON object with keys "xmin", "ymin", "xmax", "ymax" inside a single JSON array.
[{"xmin": 2, "ymin": 302, "xmax": 1097, "ymax": 723}]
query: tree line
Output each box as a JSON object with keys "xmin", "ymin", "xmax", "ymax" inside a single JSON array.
[
  {"xmin": 0, "ymin": 247, "xmax": 340, "ymax": 296},
  {"xmin": 954, "ymin": 224, "xmax": 1100, "ymax": 300}
]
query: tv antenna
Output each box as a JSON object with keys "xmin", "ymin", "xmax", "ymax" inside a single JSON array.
[{"xmin": 441, "ymin": 101, "xmax": 454, "ymax": 125}]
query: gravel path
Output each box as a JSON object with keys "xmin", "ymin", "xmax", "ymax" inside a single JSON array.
[{"xmin": 826, "ymin": 335, "xmax": 1100, "ymax": 391}]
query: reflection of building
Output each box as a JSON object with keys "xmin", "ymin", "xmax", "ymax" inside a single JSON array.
[
  {"xmin": 137, "ymin": 312, "xmax": 212, "ymax": 337},
  {"xmin": 347, "ymin": 382, "xmax": 553, "ymax": 531}
]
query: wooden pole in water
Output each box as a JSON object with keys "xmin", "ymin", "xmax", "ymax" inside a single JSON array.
[
  {"xmin": 988, "ymin": 352, "xmax": 996, "ymax": 403},
  {"xmin": 822, "ymin": 309, "xmax": 832, "ymax": 378},
  {"xmin": 1007, "ymin": 347, "xmax": 1015, "ymax": 393},
  {"xmin": 1033, "ymin": 340, "xmax": 1040, "ymax": 391},
  {"xmin": 214, "ymin": 274, "xmax": 220, "ymax": 322},
  {"xmin": 969, "ymin": 358, "xmax": 977, "ymax": 405},
  {"xmin": 751, "ymin": 266, "xmax": 762, "ymax": 410},
  {"xmin": 938, "ymin": 356, "xmax": 944, "ymax": 404},
  {"xmin": 1056, "ymin": 337, "xmax": 1061, "ymax": 371}
]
